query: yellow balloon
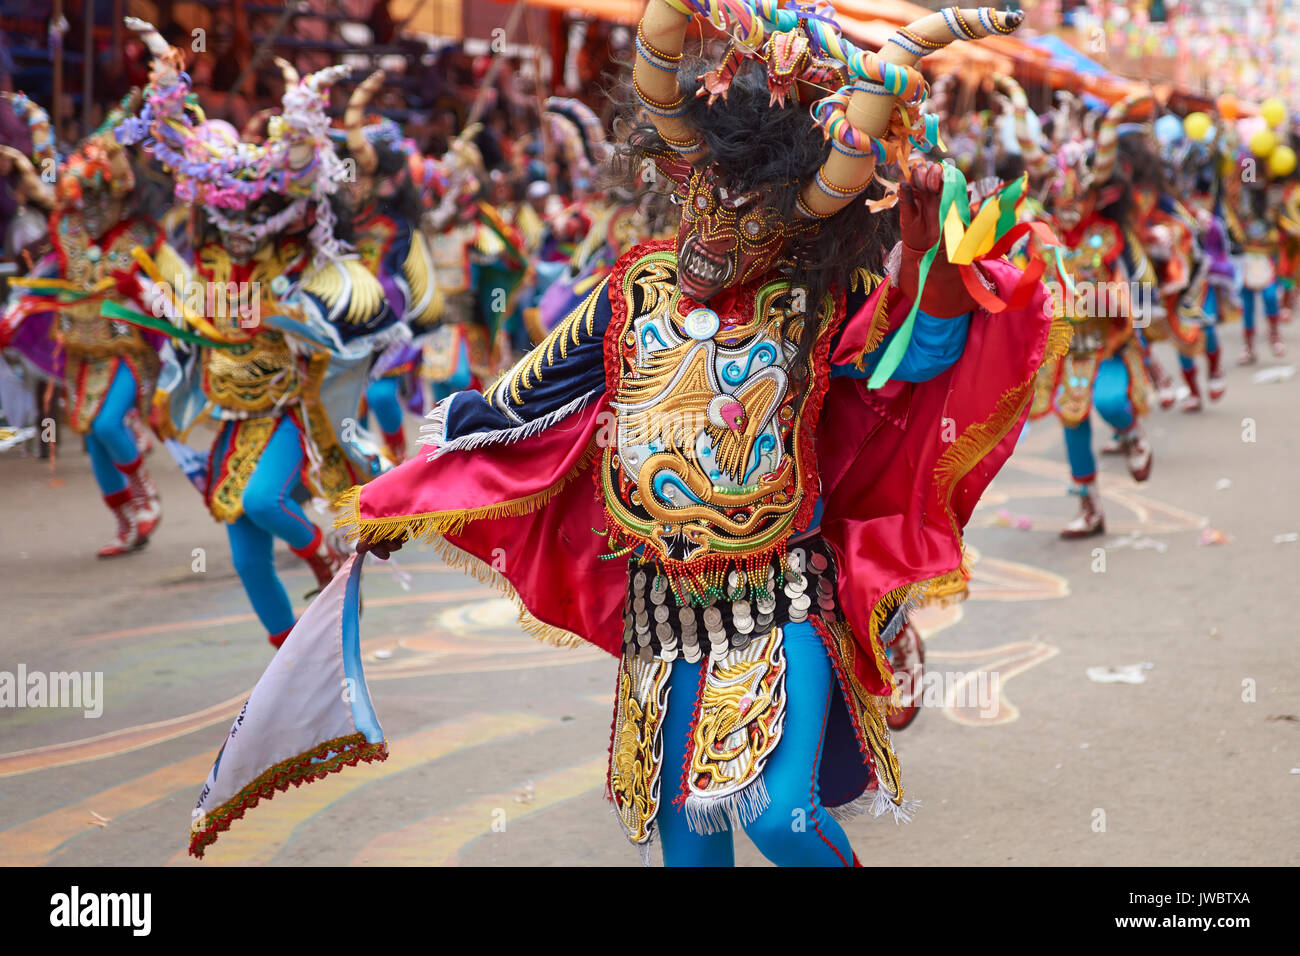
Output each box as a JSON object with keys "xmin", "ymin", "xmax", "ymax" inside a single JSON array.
[
  {"xmin": 1184, "ymin": 111, "xmax": 1212, "ymax": 141},
  {"xmin": 1269, "ymin": 145, "xmax": 1297, "ymax": 177},
  {"xmin": 1250, "ymin": 129, "xmax": 1278, "ymax": 157},
  {"xmin": 1262, "ymin": 97, "xmax": 1289, "ymax": 129}
]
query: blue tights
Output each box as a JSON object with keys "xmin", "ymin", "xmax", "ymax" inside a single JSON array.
[
  {"xmin": 1063, "ymin": 355, "xmax": 1135, "ymax": 483},
  {"xmin": 1241, "ymin": 281, "xmax": 1279, "ymax": 332},
  {"xmin": 657, "ymin": 620, "xmax": 856, "ymax": 867},
  {"xmin": 85, "ymin": 361, "xmax": 140, "ymax": 496},
  {"xmin": 366, "ymin": 375, "xmax": 405, "ymax": 436},
  {"xmin": 217, "ymin": 415, "xmax": 318, "ymax": 635}
]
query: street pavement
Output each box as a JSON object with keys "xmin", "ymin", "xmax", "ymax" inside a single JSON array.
[{"xmin": 1, "ymin": 339, "xmax": 1297, "ymax": 867}]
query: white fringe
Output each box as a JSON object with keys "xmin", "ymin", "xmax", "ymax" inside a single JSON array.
[
  {"xmin": 608, "ymin": 805, "xmax": 659, "ymax": 867},
  {"xmin": 827, "ymin": 787, "xmax": 921, "ymax": 826},
  {"xmin": 417, "ymin": 390, "xmax": 599, "ymax": 460},
  {"xmin": 683, "ymin": 776, "xmax": 772, "ymax": 836}
]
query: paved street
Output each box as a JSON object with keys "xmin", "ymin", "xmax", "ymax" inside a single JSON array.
[{"xmin": 1, "ymin": 341, "xmax": 1298, "ymax": 867}]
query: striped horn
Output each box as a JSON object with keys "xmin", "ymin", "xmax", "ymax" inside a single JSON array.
[{"xmin": 345, "ymin": 70, "xmax": 385, "ymax": 176}]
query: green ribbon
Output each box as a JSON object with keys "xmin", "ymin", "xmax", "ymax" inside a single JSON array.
[
  {"xmin": 15, "ymin": 281, "xmax": 101, "ymax": 302},
  {"xmin": 100, "ymin": 300, "xmax": 241, "ymax": 350},
  {"xmin": 867, "ymin": 161, "xmax": 970, "ymax": 390}
]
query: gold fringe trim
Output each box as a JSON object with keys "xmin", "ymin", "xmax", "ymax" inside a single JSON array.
[
  {"xmin": 853, "ymin": 283, "xmax": 893, "ymax": 372},
  {"xmin": 334, "ymin": 439, "xmax": 600, "ymax": 546},
  {"xmin": 427, "ymin": 536, "xmax": 588, "ymax": 649},
  {"xmin": 1041, "ymin": 313, "xmax": 1074, "ymax": 374},
  {"xmin": 866, "ymin": 582, "xmax": 914, "ymax": 691},
  {"xmin": 912, "ymin": 562, "xmax": 970, "ymax": 607}
]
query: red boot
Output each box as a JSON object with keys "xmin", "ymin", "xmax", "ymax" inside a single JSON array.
[
  {"xmin": 1206, "ymin": 348, "xmax": 1226, "ymax": 402},
  {"xmin": 1238, "ymin": 328, "xmax": 1258, "ymax": 365},
  {"xmin": 268, "ymin": 623, "xmax": 295, "ymax": 649},
  {"xmin": 291, "ymin": 528, "xmax": 344, "ymax": 595},
  {"xmin": 1179, "ymin": 366, "xmax": 1202, "ymax": 413},
  {"xmin": 1146, "ymin": 353, "xmax": 1177, "ymax": 409},
  {"xmin": 1267, "ymin": 316, "xmax": 1287, "ymax": 357},
  {"xmin": 381, "ymin": 426, "xmax": 407, "ymax": 465},
  {"xmin": 1120, "ymin": 422, "xmax": 1153, "ymax": 482},
  {"xmin": 97, "ymin": 489, "xmax": 142, "ymax": 557},
  {"xmin": 1061, "ymin": 481, "xmax": 1105, "ymax": 539},
  {"xmin": 885, "ymin": 621, "xmax": 924, "ymax": 731},
  {"xmin": 125, "ymin": 409, "xmax": 154, "ymax": 457},
  {"xmin": 118, "ymin": 455, "xmax": 161, "ymax": 540}
]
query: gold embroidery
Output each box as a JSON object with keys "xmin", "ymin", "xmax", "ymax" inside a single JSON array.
[
  {"xmin": 687, "ymin": 630, "xmax": 787, "ymax": 801},
  {"xmin": 610, "ymin": 649, "xmax": 672, "ymax": 845},
  {"xmin": 209, "ymin": 417, "xmax": 279, "ymax": 523},
  {"xmin": 601, "ymin": 250, "xmax": 833, "ymax": 596},
  {"xmin": 203, "ymin": 330, "xmax": 301, "ymax": 413},
  {"xmin": 492, "ymin": 277, "xmax": 608, "ymax": 406},
  {"xmin": 819, "ymin": 616, "xmax": 905, "ymax": 807}
]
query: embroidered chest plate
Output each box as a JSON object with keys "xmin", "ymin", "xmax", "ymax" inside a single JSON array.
[
  {"xmin": 197, "ymin": 242, "xmax": 305, "ymax": 413},
  {"xmin": 53, "ymin": 217, "xmax": 156, "ymax": 354},
  {"xmin": 601, "ymin": 247, "xmax": 836, "ymax": 603},
  {"xmin": 1046, "ymin": 218, "xmax": 1123, "ymax": 320}
]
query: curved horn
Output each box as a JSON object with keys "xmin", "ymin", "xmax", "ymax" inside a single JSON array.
[
  {"xmin": 274, "ymin": 57, "xmax": 300, "ymax": 87},
  {"xmin": 124, "ymin": 16, "xmax": 170, "ymax": 58},
  {"xmin": 305, "ymin": 65, "xmax": 352, "ymax": 95},
  {"xmin": 632, "ymin": 0, "xmax": 706, "ymax": 166},
  {"xmin": 993, "ymin": 73, "xmax": 1046, "ymax": 173},
  {"xmin": 345, "ymin": 70, "xmax": 385, "ymax": 175},
  {"xmin": 124, "ymin": 17, "xmax": 183, "ymax": 89},
  {"xmin": 1092, "ymin": 92, "xmax": 1154, "ymax": 187},
  {"xmin": 0, "ymin": 144, "xmax": 54, "ymax": 210},
  {"xmin": 803, "ymin": 6, "xmax": 1025, "ymax": 218}
]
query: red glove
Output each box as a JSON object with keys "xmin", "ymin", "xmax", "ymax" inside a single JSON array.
[{"xmin": 898, "ymin": 162, "xmax": 979, "ymax": 319}]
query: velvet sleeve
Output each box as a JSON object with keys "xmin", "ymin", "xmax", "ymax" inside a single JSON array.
[{"xmin": 423, "ymin": 276, "xmax": 612, "ymax": 454}]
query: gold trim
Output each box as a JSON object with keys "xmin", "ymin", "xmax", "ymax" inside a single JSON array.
[{"xmin": 334, "ymin": 439, "xmax": 600, "ymax": 545}]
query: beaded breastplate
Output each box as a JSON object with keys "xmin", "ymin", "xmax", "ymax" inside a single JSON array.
[{"xmin": 601, "ymin": 246, "xmax": 837, "ymax": 605}]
